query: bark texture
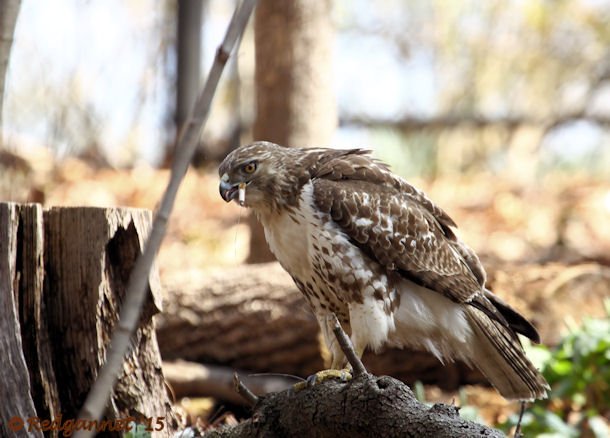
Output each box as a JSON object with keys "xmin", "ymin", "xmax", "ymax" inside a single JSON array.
[
  {"xmin": 0, "ymin": 203, "xmax": 176, "ymax": 437},
  {"xmin": 158, "ymin": 260, "xmax": 610, "ymax": 393},
  {"xmin": 248, "ymin": 0, "xmax": 336, "ymax": 263},
  {"xmin": 204, "ymin": 373, "xmax": 503, "ymax": 438},
  {"xmin": 0, "ymin": 203, "xmax": 42, "ymax": 438}
]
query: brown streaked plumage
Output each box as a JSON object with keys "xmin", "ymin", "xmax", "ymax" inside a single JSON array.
[{"xmin": 219, "ymin": 141, "xmax": 550, "ymax": 400}]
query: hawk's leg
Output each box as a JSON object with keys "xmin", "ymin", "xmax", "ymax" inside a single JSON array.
[
  {"xmin": 292, "ymin": 314, "xmax": 352, "ymax": 392},
  {"xmin": 348, "ymin": 298, "xmax": 394, "ymax": 358},
  {"xmin": 319, "ymin": 313, "xmax": 347, "ymax": 369}
]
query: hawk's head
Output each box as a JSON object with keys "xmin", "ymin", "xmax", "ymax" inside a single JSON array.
[
  {"xmin": 219, "ymin": 141, "xmax": 377, "ymax": 212},
  {"xmin": 218, "ymin": 141, "xmax": 304, "ymax": 212}
]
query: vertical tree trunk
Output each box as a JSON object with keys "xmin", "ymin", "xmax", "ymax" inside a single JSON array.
[
  {"xmin": 0, "ymin": 203, "xmax": 43, "ymax": 438},
  {"xmin": 0, "ymin": 203, "xmax": 176, "ymax": 437},
  {"xmin": 253, "ymin": 0, "xmax": 336, "ymax": 148},
  {"xmin": 247, "ymin": 0, "xmax": 336, "ymax": 263},
  {"xmin": 166, "ymin": 0, "xmax": 205, "ymax": 164},
  {"xmin": 175, "ymin": 0, "xmax": 204, "ymax": 132},
  {"xmin": 0, "ymin": 0, "xmax": 21, "ymax": 141}
]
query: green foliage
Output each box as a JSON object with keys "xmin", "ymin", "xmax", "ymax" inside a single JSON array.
[
  {"xmin": 499, "ymin": 303, "xmax": 610, "ymax": 437},
  {"xmin": 413, "ymin": 379, "xmax": 428, "ymax": 404},
  {"xmin": 123, "ymin": 422, "xmax": 152, "ymax": 438},
  {"xmin": 412, "ymin": 380, "xmax": 490, "ymax": 426},
  {"xmin": 456, "ymin": 387, "xmax": 488, "ymax": 426}
]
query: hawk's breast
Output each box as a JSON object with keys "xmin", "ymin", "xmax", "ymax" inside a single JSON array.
[
  {"xmin": 259, "ymin": 181, "xmax": 395, "ymax": 324},
  {"xmin": 259, "ymin": 182, "xmax": 342, "ymax": 312}
]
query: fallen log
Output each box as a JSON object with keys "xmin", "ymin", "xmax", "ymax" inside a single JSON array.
[
  {"xmin": 158, "ymin": 260, "xmax": 610, "ymax": 394},
  {"xmin": 158, "ymin": 264, "xmax": 324, "ymax": 377}
]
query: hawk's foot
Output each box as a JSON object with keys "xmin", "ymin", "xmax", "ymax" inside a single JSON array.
[{"xmin": 293, "ymin": 369, "xmax": 352, "ymax": 392}]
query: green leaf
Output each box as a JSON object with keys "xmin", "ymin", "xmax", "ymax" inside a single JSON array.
[
  {"xmin": 550, "ymin": 359, "xmax": 572, "ymax": 376},
  {"xmin": 123, "ymin": 422, "xmax": 152, "ymax": 438},
  {"xmin": 571, "ymin": 392, "xmax": 586, "ymax": 408},
  {"xmin": 541, "ymin": 411, "xmax": 579, "ymax": 437},
  {"xmin": 525, "ymin": 343, "xmax": 553, "ymax": 369}
]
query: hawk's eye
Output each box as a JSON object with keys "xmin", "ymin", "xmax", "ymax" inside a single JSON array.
[{"xmin": 242, "ymin": 162, "xmax": 257, "ymax": 174}]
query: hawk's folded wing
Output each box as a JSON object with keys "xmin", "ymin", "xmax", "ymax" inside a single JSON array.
[{"xmin": 312, "ymin": 177, "xmax": 484, "ymax": 304}]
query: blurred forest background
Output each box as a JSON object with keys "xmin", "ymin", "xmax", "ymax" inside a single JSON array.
[{"xmin": 1, "ymin": 0, "xmax": 610, "ymax": 436}]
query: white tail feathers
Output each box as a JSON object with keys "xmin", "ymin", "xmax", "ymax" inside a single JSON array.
[{"xmin": 391, "ymin": 280, "xmax": 550, "ymax": 400}]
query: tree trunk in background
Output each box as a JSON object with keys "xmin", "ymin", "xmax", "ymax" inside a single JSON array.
[
  {"xmin": 0, "ymin": 0, "xmax": 21, "ymax": 143},
  {"xmin": 176, "ymin": 0, "xmax": 203, "ymax": 130},
  {"xmin": 247, "ymin": 0, "xmax": 336, "ymax": 263},
  {"xmin": 166, "ymin": 0, "xmax": 204, "ymax": 164},
  {"xmin": 0, "ymin": 203, "xmax": 177, "ymax": 437},
  {"xmin": 253, "ymin": 0, "xmax": 336, "ymax": 148}
]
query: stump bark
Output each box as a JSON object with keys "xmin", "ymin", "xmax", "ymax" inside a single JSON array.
[
  {"xmin": 0, "ymin": 203, "xmax": 42, "ymax": 438},
  {"xmin": 0, "ymin": 203, "xmax": 176, "ymax": 437}
]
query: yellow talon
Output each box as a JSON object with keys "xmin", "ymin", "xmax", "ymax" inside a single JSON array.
[{"xmin": 293, "ymin": 368, "xmax": 352, "ymax": 392}]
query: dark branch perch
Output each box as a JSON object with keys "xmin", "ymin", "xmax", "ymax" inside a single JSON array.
[
  {"xmin": 205, "ymin": 375, "xmax": 503, "ymax": 438},
  {"xmin": 331, "ymin": 314, "xmax": 366, "ymax": 376},
  {"xmin": 233, "ymin": 373, "xmax": 259, "ymax": 407},
  {"xmin": 203, "ymin": 310, "xmax": 503, "ymax": 437}
]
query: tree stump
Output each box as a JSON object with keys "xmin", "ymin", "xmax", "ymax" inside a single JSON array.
[
  {"xmin": 0, "ymin": 203, "xmax": 176, "ymax": 437},
  {"xmin": 0, "ymin": 203, "xmax": 42, "ymax": 438}
]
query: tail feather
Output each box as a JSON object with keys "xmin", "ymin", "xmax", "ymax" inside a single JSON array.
[
  {"xmin": 465, "ymin": 306, "xmax": 549, "ymax": 400},
  {"xmin": 483, "ymin": 289, "xmax": 541, "ymax": 343}
]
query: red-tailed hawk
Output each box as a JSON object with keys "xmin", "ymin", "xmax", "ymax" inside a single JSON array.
[{"xmin": 219, "ymin": 141, "xmax": 549, "ymax": 400}]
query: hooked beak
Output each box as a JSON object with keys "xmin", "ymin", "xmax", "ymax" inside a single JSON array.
[{"xmin": 219, "ymin": 180, "xmax": 239, "ymax": 202}]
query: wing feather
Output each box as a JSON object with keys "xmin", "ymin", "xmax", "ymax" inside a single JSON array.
[
  {"xmin": 309, "ymin": 150, "xmax": 543, "ymax": 345},
  {"xmin": 312, "ymin": 173, "xmax": 483, "ymax": 304}
]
